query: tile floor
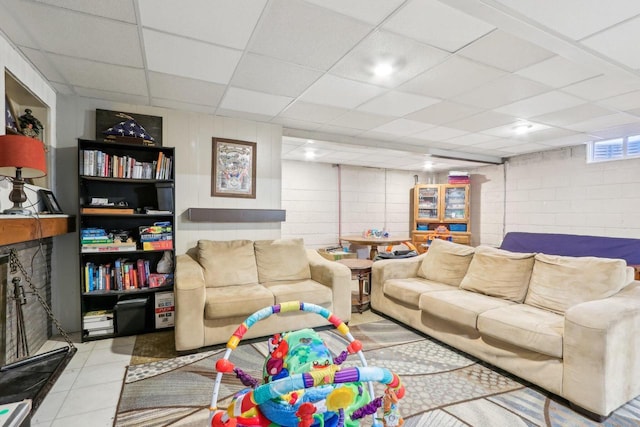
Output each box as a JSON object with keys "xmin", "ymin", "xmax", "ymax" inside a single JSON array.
[
  {"xmin": 31, "ymin": 333, "xmax": 136, "ymax": 427},
  {"xmin": 29, "ymin": 296, "xmax": 379, "ymax": 426}
]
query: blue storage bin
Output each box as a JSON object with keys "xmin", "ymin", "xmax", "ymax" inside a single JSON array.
[{"xmin": 450, "ymin": 224, "xmax": 467, "ymax": 232}]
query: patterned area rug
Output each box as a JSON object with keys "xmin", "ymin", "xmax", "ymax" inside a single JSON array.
[{"xmin": 115, "ymin": 318, "xmax": 640, "ymax": 426}]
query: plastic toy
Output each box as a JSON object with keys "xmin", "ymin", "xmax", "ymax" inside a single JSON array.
[{"xmin": 210, "ymin": 301, "xmax": 405, "ymax": 427}]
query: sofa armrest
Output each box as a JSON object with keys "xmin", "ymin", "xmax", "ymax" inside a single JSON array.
[
  {"xmin": 306, "ymin": 249, "xmax": 352, "ymax": 321},
  {"xmin": 370, "ymin": 253, "xmax": 427, "ymax": 294},
  {"xmin": 175, "ymin": 254, "xmax": 207, "ymax": 351},
  {"xmin": 563, "ymin": 282, "xmax": 640, "ymax": 416}
]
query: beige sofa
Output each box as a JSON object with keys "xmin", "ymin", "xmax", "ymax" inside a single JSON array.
[
  {"xmin": 371, "ymin": 238, "xmax": 640, "ymax": 419},
  {"xmin": 175, "ymin": 238, "xmax": 352, "ymax": 351}
]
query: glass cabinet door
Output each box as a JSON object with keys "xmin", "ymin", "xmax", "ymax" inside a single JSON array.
[
  {"xmin": 417, "ymin": 186, "xmax": 439, "ymax": 219},
  {"xmin": 443, "ymin": 186, "xmax": 468, "ymax": 220}
]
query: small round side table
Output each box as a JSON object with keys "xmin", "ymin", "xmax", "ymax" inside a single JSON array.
[{"xmin": 337, "ymin": 258, "xmax": 374, "ymax": 313}]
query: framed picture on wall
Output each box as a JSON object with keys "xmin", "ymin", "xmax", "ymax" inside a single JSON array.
[
  {"xmin": 211, "ymin": 137, "xmax": 256, "ymax": 198},
  {"xmin": 39, "ymin": 189, "xmax": 63, "ymax": 214}
]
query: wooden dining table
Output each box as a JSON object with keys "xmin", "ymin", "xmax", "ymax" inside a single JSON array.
[{"xmin": 339, "ymin": 235, "xmax": 412, "ymax": 259}]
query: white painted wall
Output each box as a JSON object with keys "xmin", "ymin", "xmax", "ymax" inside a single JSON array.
[{"xmin": 281, "ymin": 160, "xmax": 428, "ymax": 248}]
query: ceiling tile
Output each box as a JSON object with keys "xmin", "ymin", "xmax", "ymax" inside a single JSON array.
[
  {"xmin": 15, "ymin": 4, "xmax": 142, "ymax": 67},
  {"xmin": 272, "ymin": 117, "xmax": 322, "ymax": 132},
  {"xmin": 494, "ymin": 91, "xmax": 585, "ymax": 118},
  {"xmin": 532, "ymin": 103, "xmax": 614, "ymax": 127},
  {"xmin": 301, "ymin": 0, "xmax": 404, "ymax": 25},
  {"xmin": 232, "ymin": 54, "xmax": 323, "ymax": 97},
  {"xmin": 298, "ymin": 74, "xmax": 386, "ymax": 109},
  {"xmin": 0, "ymin": 5, "xmax": 38, "ymax": 48},
  {"xmin": 598, "ymin": 90, "xmax": 640, "ymax": 111},
  {"xmin": 50, "ymin": 82, "xmax": 74, "ymax": 95},
  {"xmin": 458, "ymin": 30, "xmax": 554, "ymax": 72},
  {"xmin": 249, "ymin": 0, "xmax": 373, "ymax": 70},
  {"xmin": 491, "ymin": 0, "xmax": 640, "ymax": 40},
  {"xmin": 20, "ymin": 47, "xmax": 66, "ymax": 83},
  {"xmin": 357, "ymin": 91, "xmax": 440, "ymax": 117},
  {"xmin": 501, "ymin": 142, "xmax": 549, "ymax": 154},
  {"xmin": 216, "ymin": 108, "xmax": 274, "ymax": 123},
  {"xmin": 279, "ymin": 101, "xmax": 348, "ymax": 123},
  {"xmin": 446, "ymin": 133, "xmax": 495, "ymax": 146},
  {"xmin": 412, "ymin": 126, "xmax": 468, "ymax": 141},
  {"xmin": 405, "ymin": 101, "xmax": 481, "ymax": 126},
  {"xmin": 541, "ymin": 133, "xmax": 597, "ymax": 147},
  {"xmin": 588, "ymin": 122, "xmax": 640, "ymax": 139},
  {"xmin": 515, "ymin": 55, "xmax": 601, "ymax": 88},
  {"xmin": 152, "ymin": 98, "xmax": 217, "ymax": 115},
  {"xmin": 369, "ymin": 118, "xmax": 434, "ymax": 136},
  {"xmin": 564, "ymin": 112, "xmax": 639, "ymax": 132},
  {"xmin": 139, "ymin": 0, "xmax": 266, "ymax": 49},
  {"xmin": 328, "ymin": 110, "xmax": 393, "ymax": 130},
  {"xmin": 444, "ymin": 110, "xmax": 518, "ymax": 132},
  {"xmin": 453, "ymin": 74, "xmax": 550, "ymax": 109},
  {"xmin": 383, "ymin": 0, "xmax": 494, "ymax": 52},
  {"xmin": 47, "ymin": 55, "xmax": 147, "ymax": 95},
  {"xmin": 582, "ymin": 16, "xmax": 640, "ymax": 69},
  {"xmin": 562, "ymin": 74, "xmax": 640, "ymax": 101},
  {"xmin": 220, "ymin": 87, "xmax": 293, "ymax": 117},
  {"xmin": 143, "ymin": 29, "xmax": 242, "ymax": 84},
  {"xmin": 481, "ymin": 121, "xmax": 550, "ymax": 138},
  {"xmin": 471, "ymin": 138, "xmax": 513, "ymax": 150},
  {"xmin": 316, "ymin": 124, "xmax": 363, "ymax": 137},
  {"xmin": 35, "ymin": 0, "xmax": 137, "ymax": 23},
  {"xmin": 330, "ymin": 30, "xmax": 450, "ymax": 88},
  {"xmin": 148, "ymin": 72, "xmax": 226, "ymax": 107},
  {"xmin": 398, "ymin": 56, "xmax": 506, "ymax": 99},
  {"xmin": 73, "ymin": 86, "xmax": 149, "ymax": 105},
  {"xmin": 514, "ymin": 127, "xmax": 578, "ymax": 142}
]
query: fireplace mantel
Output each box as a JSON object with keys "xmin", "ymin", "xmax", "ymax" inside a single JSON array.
[{"xmin": 0, "ymin": 215, "xmax": 75, "ymax": 246}]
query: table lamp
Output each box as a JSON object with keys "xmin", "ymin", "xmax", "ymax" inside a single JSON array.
[{"xmin": 0, "ymin": 134, "xmax": 47, "ymax": 215}]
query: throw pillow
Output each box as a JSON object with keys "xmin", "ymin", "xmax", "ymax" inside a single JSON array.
[
  {"xmin": 524, "ymin": 253, "xmax": 629, "ymax": 314},
  {"xmin": 460, "ymin": 246, "xmax": 535, "ymax": 302},
  {"xmin": 254, "ymin": 238, "xmax": 311, "ymax": 283},
  {"xmin": 417, "ymin": 238, "xmax": 474, "ymax": 286},
  {"xmin": 197, "ymin": 240, "xmax": 258, "ymax": 287}
]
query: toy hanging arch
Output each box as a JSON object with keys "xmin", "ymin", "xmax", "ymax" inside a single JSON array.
[{"xmin": 209, "ymin": 301, "xmax": 405, "ymax": 427}]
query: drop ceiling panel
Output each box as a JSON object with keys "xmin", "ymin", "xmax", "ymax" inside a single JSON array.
[
  {"xmin": 279, "ymin": 101, "xmax": 349, "ymax": 123},
  {"xmin": 152, "ymin": 98, "xmax": 217, "ymax": 115},
  {"xmin": 35, "ymin": 0, "xmax": 137, "ymax": 23},
  {"xmin": 562, "ymin": 74, "xmax": 640, "ymax": 101},
  {"xmin": 412, "ymin": 126, "xmax": 468, "ymax": 142},
  {"xmin": 398, "ymin": 56, "xmax": 506, "ymax": 99},
  {"xmin": 515, "ymin": 55, "xmax": 601, "ymax": 88},
  {"xmin": 302, "ymin": 0, "xmax": 405, "ymax": 25},
  {"xmin": 383, "ymin": 0, "xmax": 495, "ymax": 52},
  {"xmin": 148, "ymin": 72, "xmax": 226, "ymax": 107},
  {"xmin": 143, "ymin": 29, "xmax": 242, "ymax": 84},
  {"xmin": 598, "ymin": 90, "xmax": 640, "ymax": 111},
  {"xmin": 494, "ymin": 91, "xmax": 585, "ymax": 118},
  {"xmin": 458, "ymin": 30, "xmax": 554, "ymax": 72},
  {"xmin": 328, "ymin": 111, "xmax": 393, "ymax": 130},
  {"xmin": 0, "ymin": 7, "xmax": 38, "ymax": 48},
  {"xmin": 446, "ymin": 133, "xmax": 496, "ymax": 146},
  {"xmin": 232, "ymin": 54, "xmax": 323, "ymax": 98},
  {"xmin": 298, "ymin": 74, "xmax": 386, "ymax": 109},
  {"xmin": 491, "ymin": 0, "xmax": 640, "ymax": 40},
  {"xmin": 329, "ymin": 30, "xmax": 450, "ymax": 88},
  {"xmin": 581, "ymin": 16, "xmax": 640, "ymax": 69},
  {"xmin": 19, "ymin": 5, "xmax": 142, "ymax": 67},
  {"xmin": 138, "ymin": 0, "xmax": 266, "ymax": 49},
  {"xmin": 532, "ymin": 103, "xmax": 614, "ymax": 127},
  {"xmin": 220, "ymin": 87, "xmax": 292, "ymax": 117},
  {"xmin": 249, "ymin": 0, "xmax": 373, "ymax": 70},
  {"xmin": 439, "ymin": 110, "xmax": 517, "ymax": 132},
  {"xmin": 564, "ymin": 112, "xmax": 639, "ymax": 133},
  {"xmin": 74, "ymin": 86, "xmax": 149, "ymax": 105},
  {"xmin": 453, "ymin": 74, "xmax": 550, "ymax": 109},
  {"xmin": 357, "ymin": 91, "xmax": 440, "ymax": 117},
  {"xmin": 403, "ymin": 101, "xmax": 481, "ymax": 125},
  {"xmin": 370, "ymin": 118, "xmax": 434, "ymax": 136},
  {"xmin": 20, "ymin": 47, "xmax": 66, "ymax": 83}
]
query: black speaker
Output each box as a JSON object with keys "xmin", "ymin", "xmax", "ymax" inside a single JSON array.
[{"xmin": 155, "ymin": 182, "xmax": 174, "ymax": 211}]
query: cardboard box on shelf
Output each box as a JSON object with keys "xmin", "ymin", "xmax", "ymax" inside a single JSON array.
[{"xmin": 154, "ymin": 291, "xmax": 175, "ymax": 329}]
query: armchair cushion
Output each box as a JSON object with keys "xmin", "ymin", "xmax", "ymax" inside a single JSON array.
[
  {"xmin": 255, "ymin": 238, "xmax": 311, "ymax": 282},
  {"xmin": 204, "ymin": 284, "xmax": 274, "ymax": 320},
  {"xmin": 263, "ymin": 279, "xmax": 333, "ymax": 305},
  {"xmin": 198, "ymin": 239, "xmax": 258, "ymax": 288}
]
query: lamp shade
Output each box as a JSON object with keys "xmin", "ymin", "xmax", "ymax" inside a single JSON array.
[{"xmin": 0, "ymin": 134, "xmax": 47, "ymax": 178}]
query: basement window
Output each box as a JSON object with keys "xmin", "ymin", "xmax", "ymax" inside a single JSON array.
[{"xmin": 587, "ymin": 136, "xmax": 640, "ymax": 163}]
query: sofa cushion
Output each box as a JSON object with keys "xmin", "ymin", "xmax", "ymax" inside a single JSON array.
[
  {"xmin": 254, "ymin": 239, "xmax": 311, "ymax": 283},
  {"xmin": 383, "ymin": 278, "xmax": 455, "ymax": 308},
  {"xmin": 417, "ymin": 239, "xmax": 475, "ymax": 286},
  {"xmin": 524, "ymin": 253, "xmax": 629, "ymax": 314},
  {"xmin": 419, "ymin": 289, "xmax": 515, "ymax": 329},
  {"xmin": 263, "ymin": 279, "xmax": 333, "ymax": 306},
  {"xmin": 198, "ymin": 239, "xmax": 258, "ymax": 288},
  {"xmin": 477, "ymin": 305, "xmax": 564, "ymax": 358},
  {"xmin": 460, "ymin": 246, "xmax": 535, "ymax": 302},
  {"xmin": 204, "ymin": 284, "xmax": 274, "ymax": 319}
]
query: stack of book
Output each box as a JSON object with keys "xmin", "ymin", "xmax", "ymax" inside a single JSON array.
[
  {"xmin": 448, "ymin": 170, "xmax": 470, "ymax": 184},
  {"xmin": 80, "ymin": 227, "xmax": 137, "ymax": 253},
  {"xmin": 83, "ymin": 309, "xmax": 114, "ymax": 337},
  {"xmin": 140, "ymin": 222, "xmax": 173, "ymax": 251}
]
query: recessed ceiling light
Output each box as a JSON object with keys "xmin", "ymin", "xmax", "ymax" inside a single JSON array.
[
  {"xmin": 305, "ymin": 150, "xmax": 315, "ymax": 160},
  {"xmin": 514, "ymin": 124, "xmax": 533, "ymax": 135},
  {"xmin": 423, "ymin": 161, "xmax": 433, "ymax": 170},
  {"xmin": 307, "ymin": 139, "xmax": 314, "ymax": 144},
  {"xmin": 373, "ymin": 62, "xmax": 393, "ymax": 77}
]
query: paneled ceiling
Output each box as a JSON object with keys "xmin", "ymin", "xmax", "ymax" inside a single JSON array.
[{"xmin": 3, "ymin": 0, "xmax": 640, "ymax": 171}]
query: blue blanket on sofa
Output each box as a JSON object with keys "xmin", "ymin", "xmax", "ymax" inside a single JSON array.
[{"xmin": 499, "ymin": 232, "xmax": 640, "ymax": 265}]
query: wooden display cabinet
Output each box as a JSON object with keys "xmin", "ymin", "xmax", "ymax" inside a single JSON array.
[{"xmin": 410, "ymin": 184, "xmax": 471, "ymax": 253}]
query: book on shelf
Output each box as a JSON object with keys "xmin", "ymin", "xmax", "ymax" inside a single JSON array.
[
  {"xmin": 82, "ymin": 206, "xmax": 135, "ymax": 214},
  {"xmin": 82, "ymin": 242, "xmax": 137, "ymax": 253},
  {"xmin": 83, "ymin": 309, "xmax": 113, "ymax": 321},
  {"xmin": 83, "ymin": 318, "xmax": 114, "ymax": 330},
  {"xmin": 85, "ymin": 327, "xmax": 114, "ymax": 337},
  {"xmin": 140, "ymin": 233, "xmax": 172, "ymax": 242}
]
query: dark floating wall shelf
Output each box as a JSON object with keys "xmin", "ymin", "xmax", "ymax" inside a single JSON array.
[{"xmin": 187, "ymin": 208, "xmax": 286, "ymax": 223}]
